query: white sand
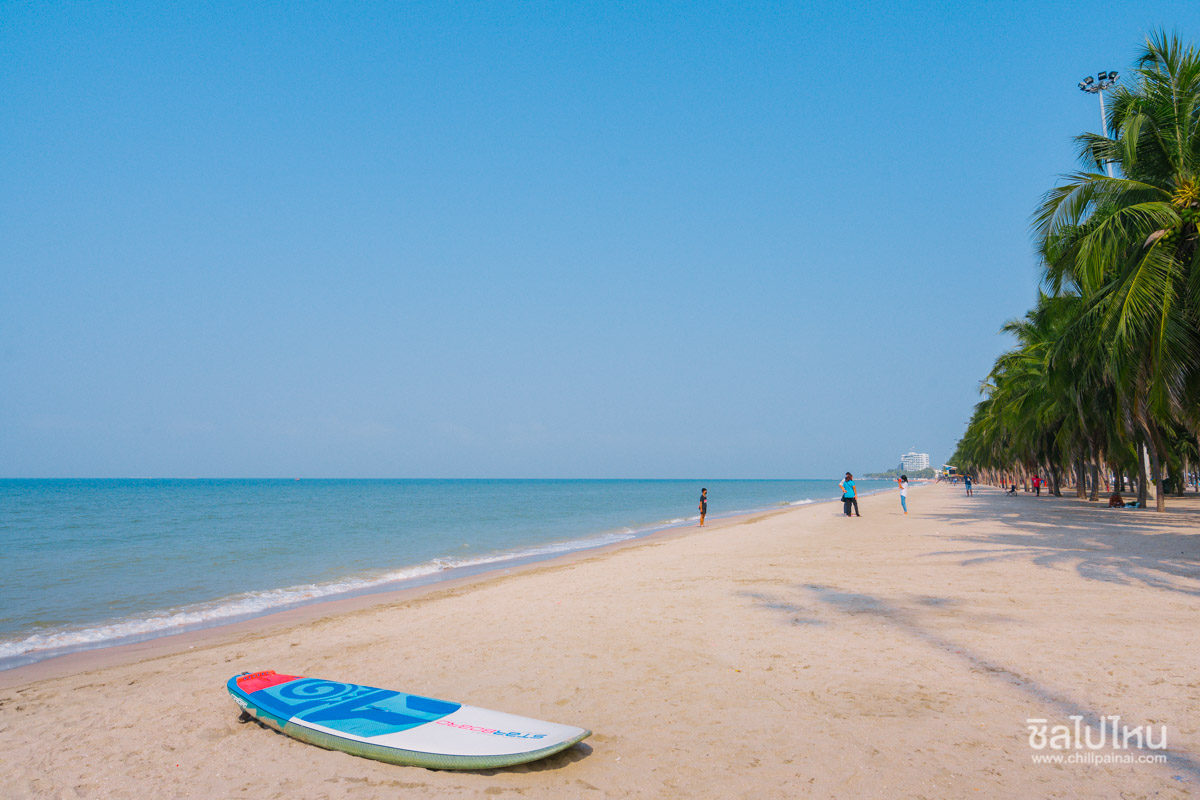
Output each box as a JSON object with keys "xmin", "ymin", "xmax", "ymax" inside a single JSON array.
[{"xmin": 2, "ymin": 484, "xmax": 1198, "ymax": 799}]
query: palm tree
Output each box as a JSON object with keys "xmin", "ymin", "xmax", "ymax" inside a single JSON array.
[
  {"xmin": 954, "ymin": 294, "xmax": 1082, "ymax": 496},
  {"xmin": 1031, "ymin": 30, "xmax": 1200, "ymax": 510}
]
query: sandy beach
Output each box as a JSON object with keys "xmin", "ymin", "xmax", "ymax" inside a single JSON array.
[{"xmin": 2, "ymin": 484, "xmax": 1198, "ymax": 799}]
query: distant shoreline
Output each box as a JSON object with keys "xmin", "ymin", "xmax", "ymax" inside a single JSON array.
[
  {"xmin": 0, "ymin": 480, "xmax": 903, "ymax": 677},
  {"xmin": 0, "ymin": 495, "xmax": 834, "ymax": 688}
]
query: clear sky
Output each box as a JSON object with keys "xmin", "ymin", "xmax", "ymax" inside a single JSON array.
[{"xmin": 2, "ymin": 1, "xmax": 1197, "ymax": 478}]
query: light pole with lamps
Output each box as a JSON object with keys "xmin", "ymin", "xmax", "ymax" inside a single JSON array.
[{"xmin": 1079, "ymin": 71, "xmax": 1119, "ymax": 177}]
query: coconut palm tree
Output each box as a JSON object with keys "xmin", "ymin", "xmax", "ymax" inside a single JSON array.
[{"xmin": 1031, "ymin": 30, "xmax": 1200, "ymax": 510}]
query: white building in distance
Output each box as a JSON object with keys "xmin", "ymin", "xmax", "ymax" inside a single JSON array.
[{"xmin": 901, "ymin": 451, "xmax": 930, "ymax": 471}]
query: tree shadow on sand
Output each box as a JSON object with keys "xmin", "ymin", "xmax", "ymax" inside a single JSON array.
[
  {"xmin": 770, "ymin": 584, "xmax": 1200, "ymax": 785},
  {"xmin": 921, "ymin": 490, "xmax": 1200, "ymax": 597}
]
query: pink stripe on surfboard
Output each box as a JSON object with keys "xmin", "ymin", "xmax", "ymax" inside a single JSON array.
[{"xmin": 237, "ymin": 671, "xmax": 301, "ymax": 693}]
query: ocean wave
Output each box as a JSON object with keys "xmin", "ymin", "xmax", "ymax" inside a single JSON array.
[
  {"xmin": 0, "ymin": 529, "xmax": 649, "ymax": 664},
  {"xmin": 0, "ymin": 485, "xmax": 883, "ymax": 667}
]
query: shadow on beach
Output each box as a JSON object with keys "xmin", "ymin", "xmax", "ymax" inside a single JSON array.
[
  {"xmin": 919, "ymin": 488, "xmax": 1200, "ymax": 598},
  {"xmin": 741, "ymin": 579, "xmax": 1200, "ymax": 784},
  {"xmin": 733, "ymin": 491, "xmax": 1200, "ymax": 784}
]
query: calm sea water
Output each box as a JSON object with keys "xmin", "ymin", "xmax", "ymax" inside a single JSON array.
[{"xmin": 0, "ymin": 478, "xmax": 892, "ymax": 668}]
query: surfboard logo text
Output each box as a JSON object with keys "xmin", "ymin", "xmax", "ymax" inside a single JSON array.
[{"xmin": 436, "ymin": 720, "xmax": 547, "ymax": 739}]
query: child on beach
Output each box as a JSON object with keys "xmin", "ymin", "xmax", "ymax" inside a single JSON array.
[
  {"xmin": 698, "ymin": 488, "xmax": 707, "ymax": 526},
  {"xmin": 964, "ymin": 474, "xmax": 973, "ymax": 497},
  {"xmin": 897, "ymin": 474, "xmax": 908, "ymax": 514},
  {"xmin": 839, "ymin": 473, "xmax": 859, "ymax": 517}
]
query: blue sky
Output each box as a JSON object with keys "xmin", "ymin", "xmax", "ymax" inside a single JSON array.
[{"xmin": 2, "ymin": 1, "xmax": 1197, "ymax": 478}]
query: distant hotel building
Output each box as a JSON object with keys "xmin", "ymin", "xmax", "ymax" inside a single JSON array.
[{"xmin": 901, "ymin": 451, "xmax": 930, "ymax": 471}]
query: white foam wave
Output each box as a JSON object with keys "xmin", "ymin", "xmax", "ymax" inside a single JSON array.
[
  {"xmin": 0, "ymin": 529, "xmax": 645, "ymax": 663},
  {"xmin": 2, "ymin": 494, "xmax": 832, "ymax": 666},
  {"xmin": 789, "ymin": 499, "xmax": 815, "ymax": 506}
]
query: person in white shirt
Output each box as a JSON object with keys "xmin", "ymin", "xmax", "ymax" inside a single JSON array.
[{"xmin": 897, "ymin": 475, "xmax": 909, "ymax": 515}]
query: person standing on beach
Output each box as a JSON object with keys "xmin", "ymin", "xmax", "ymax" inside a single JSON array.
[
  {"xmin": 698, "ymin": 488, "xmax": 707, "ymax": 526},
  {"xmin": 964, "ymin": 474, "xmax": 973, "ymax": 497},
  {"xmin": 839, "ymin": 473, "xmax": 860, "ymax": 517},
  {"xmin": 1032, "ymin": 474, "xmax": 1041, "ymax": 496},
  {"xmin": 897, "ymin": 474, "xmax": 909, "ymax": 514}
]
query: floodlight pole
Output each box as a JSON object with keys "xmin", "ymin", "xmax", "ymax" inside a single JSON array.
[{"xmin": 1078, "ymin": 71, "xmax": 1119, "ymax": 178}]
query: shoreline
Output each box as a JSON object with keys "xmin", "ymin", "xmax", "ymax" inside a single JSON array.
[
  {"xmin": 0, "ymin": 496, "xmax": 818, "ymax": 690},
  {"xmin": 1, "ymin": 482, "xmax": 907, "ymax": 680}
]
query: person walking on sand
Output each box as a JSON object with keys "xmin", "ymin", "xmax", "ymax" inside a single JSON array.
[
  {"xmin": 897, "ymin": 474, "xmax": 909, "ymax": 514},
  {"xmin": 964, "ymin": 474, "xmax": 973, "ymax": 497},
  {"xmin": 1032, "ymin": 474, "xmax": 1041, "ymax": 497},
  {"xmin": 698, "ymin": 488, "xmax": 707, "ymax": 526},
  {"xmin": 839, "ymin": 473, "xmax": 860, "ymax": 517}
]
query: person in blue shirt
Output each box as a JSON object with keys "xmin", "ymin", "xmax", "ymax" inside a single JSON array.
[
  {"xmin": 964, "ymin": 474, "xmax": 973, "ymax": 497},
  {"xmin": 839, "ymin": 472, "xmax": 860, "ymax": 517}
]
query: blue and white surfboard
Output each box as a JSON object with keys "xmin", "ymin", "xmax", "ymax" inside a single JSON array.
[{"xmin": 227, "ymin": 671, "xmax": 591, "ymax": 770}]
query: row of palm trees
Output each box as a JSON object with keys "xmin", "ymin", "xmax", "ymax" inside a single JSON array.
[{"xmin": 951, "ymin": 31, "xmax": 1200, "ymax": 511}]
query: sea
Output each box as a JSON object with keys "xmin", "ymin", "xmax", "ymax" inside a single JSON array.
[{"xmin": 0, "ymin": 478, "xmax": 894, "ymax": 669}]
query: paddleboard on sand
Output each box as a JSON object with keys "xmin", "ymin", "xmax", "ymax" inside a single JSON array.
[{"xmin": 227, "ymin": 671, "xmax": 591, "ymax": 770}]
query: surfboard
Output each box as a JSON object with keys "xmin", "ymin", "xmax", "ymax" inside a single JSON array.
[{"xmin": 227, "ymin": 671, "xmax": 591, "ymax": 770}]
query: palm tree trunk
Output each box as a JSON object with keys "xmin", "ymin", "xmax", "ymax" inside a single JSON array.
[
  {"xmin": 1075, "ymin": 449, "xmax": 1087, "ymax": 499},
  {"xmin": 1088, "ymin": 439, "xmax": 1100, "ymax": 501},
  {"xmin": 1144, "ymin": 424, "xmax": 1166, "ymax": 512},
  {"xmin": 1136, "ymin": 441, "xmax": 1149, "ymax": 508},
  {"xmin": 1150, "ymin": 450, "xmax": 1165, "ymax": 511}
]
